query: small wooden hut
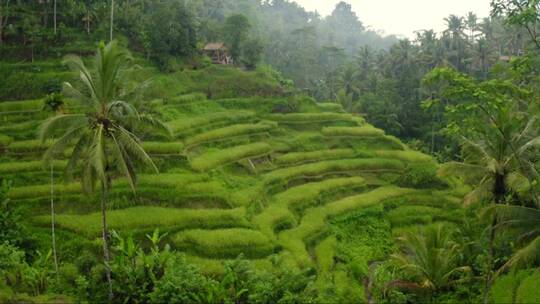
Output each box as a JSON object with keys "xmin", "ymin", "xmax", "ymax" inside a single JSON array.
[{"xmin": 203, "ymin": 43, "xmax": 232, "ymax": 65}]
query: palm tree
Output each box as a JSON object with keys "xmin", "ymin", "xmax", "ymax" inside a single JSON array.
[
  {"xmin": 39, "ymin": 41, "xmax": 164, "ymax": 301},
  {"xmin": 439, "ymin": 101, "xmax": 540, "ymax": 303},
  {"xmin": 389, "ymin": 224, "xmax": 470, "ymax": 300},
  {"xmin": 466, "ymin": 12, "xmax": 478, "ymax": 42},
  {"xmin": 483, "ymin": 204, "xmax": 540, "ymax": 273},
  {"xmin": 110, "ymin": 0, "xmax": 114, "ymax": 41}
]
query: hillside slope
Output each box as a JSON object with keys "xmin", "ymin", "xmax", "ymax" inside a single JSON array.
[{"xmin": 0, "ymin": 63, "xmax": 466, "ymax": 301}]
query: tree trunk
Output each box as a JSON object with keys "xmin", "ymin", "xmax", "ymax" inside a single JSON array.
[
  {"xmin": 50, "ymin": 164, "xmax": 59, "ymax": 277},
  {"xmin": 110, "ymin": 0, "xmax": 114, "ymax": 42},
  {"xmin": 483, "ymin": 216, "xmax": 497, "ymax": 304},
  {"xmin": 101, "ymin": 181, "xmax": 113, "ymax": 301},
  {"xmin": 53, "ymin": 0, "xmax": 57, "ymax": 35}
]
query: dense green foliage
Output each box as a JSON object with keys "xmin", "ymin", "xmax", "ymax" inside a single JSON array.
[{"xmin": 1, "ymin": 0, "xmax": 540, "ymax": 303}]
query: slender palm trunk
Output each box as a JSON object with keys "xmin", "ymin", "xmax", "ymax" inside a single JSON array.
[
  {"xmin": 53, "ymin": 0, "xmax": 57, "ymax": 35},
  {"xmin": 110, "ymin": 0, "xmax": 114, "ymax": 42},
  {"xmin": 50, "ymin": 164, "xmax": 59, "ymax": 276},
  {"xmin": 483, "ymin": 216, "xmax": 497, "ymax": 304},
  {"xmin": 101, "ymin": 181, "xmax": 113, "ymax": 301}
]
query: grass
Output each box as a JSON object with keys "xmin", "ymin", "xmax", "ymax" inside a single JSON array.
[
  {"xmin": 373, "ymin": 150, "xmax": 433, "ymax": 163},
  {"xmin": 274, "ymin": 177, "xmax": 367, "ymax": 212},
  {"xmin": 142, "ymin": 141, "xmax": 184, "ymax": 155},
  {"xmin": 166, "ymin": 111, "xmax": 255, "ymax": 135},
  {"xmin": 190, "ymin": 142, "xmax": 272, "ymax": 171},
  {"xmin": 0, "ymin": 99, "xmax": 44, "ymax": 112},
  {"xmin": 5, "ymin": 139, "xmax": 50, "ymax": 153},
  {"xmin": 0, "ymin": 160, "xmax": 66, "ymax": 174},
  {"xmin": 172, "ymin": 228, "xmax": 275, "ymax": 259},
  {"xmin": 516, "ymin": 270, "xmax": 540, "ymax": 304},
  {"xmin": 315, "ymin": 236, "xmax": 336, "ymax": 274},
  {"xmin": 322, "ymin": 126, "xmax": 385, "ymax": 137},
  {"xmin": 274, "ymin": 149, "xmax": 356, "ymax": 166},
  {"xmin": 263, "ymin": 158, "xmax": 405, "ymax": 190},
  {"xmin": 167, "ymin": 93, "xmax": 207, "ymax": 105},
  {"xmin": 185, "ymin": 122, "xmax": 276, "ymax": 148},
  {"xmin": 9, "ymin": 173, "xmax": 207, "ymax": 200},
  {"xmin": 266, "ymin": 112, "xmax": 358, "ymax": 124},
  {"xmin": 278, "ymin": 187, "xmax": 414, "ymax": 266},
  {"xmin": 32, "ymin": 207, "xmax": 249, "ymax": 238}
]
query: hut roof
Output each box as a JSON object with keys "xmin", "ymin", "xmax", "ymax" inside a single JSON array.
[{"xmin": 204, "ymin": 43, "xmax": 227, "ymax": 51}]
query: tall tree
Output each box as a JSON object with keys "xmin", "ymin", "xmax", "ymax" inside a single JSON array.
[
  {"xmin": 224, "ymin": 14, "xmax": 251, "ymax": 63},
  {"xmin": 40, "ymin": 41, "xmax": 165, "ymax": 301}
]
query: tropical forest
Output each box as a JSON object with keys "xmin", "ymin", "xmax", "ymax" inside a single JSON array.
[{"xmin": 0, "ymin": 0, "xmax": 539, "ymax": 303}]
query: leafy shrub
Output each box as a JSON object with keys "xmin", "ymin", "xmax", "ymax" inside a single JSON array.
[
  {"xmin": 398, "ymin": 163, "xmax": 447, "ymax": 189},
  {"xmin": 149, "ymin": 255, "xmax": 217, "ymax": 304},
  {"xmin": 190, "ymin": 142, "xmax": 272, "ymax": 171}
]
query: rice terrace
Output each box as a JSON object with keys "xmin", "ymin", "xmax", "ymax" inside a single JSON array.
[{"xmin": 0, "ymin": 0, "xmax": 539, "ymax": 303}]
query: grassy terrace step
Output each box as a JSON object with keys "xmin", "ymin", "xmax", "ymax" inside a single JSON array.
[
  {"xmin": 0, "ymin": 120, "xmax": 40, "ymax": 133},
  {"xmin": 167, "ymin": 111, "xmax": 255, "ymax": 135},
  {"xmin": 263, "ymin": 158, "xmax": 405, "ymax": 190},
  {"xmin": 0, "ymin": 160, "xmax": 66, "ymax": 174},
  {"xmin": 278, "ymin": 187, "xmax": 415, "ymax": 267},
  {"xmin": 33, "ymin": 207, "xmax": 249, "ymax": 238},
  {"xmin": 254, "ymin": 177, "xmax": 367, "ymax": 238},
  {"xmin": 8, "ymin": 173, "xmax": 207, "ymax": 199},
  {"xmin": 266, "ymin": 112, "xmax": 363, "ymax": 125},
  {"xmin": 185, "ymin": 122, "xmax": 276, "ymax": 148},
  {"xmin": 322, "ymin": 125, "xmax": 385, "ymax": 137},
  {"xmin": 172, "ymin": 228, "xmax": 275, "ymax": 259},
  {"xmin": 0, "ymin": 99, "xmax": 44, "ymax": 112},
  {"xmin": 142, "ymin": 141, "xmax": 184, "ymax": 155},
  {"xmin": 190, "ymin": 142, "xmax": 272, "ymax": 171},
  {"xmin": 274, "ymin": 149, "xmax": 357, "ymax": 166},
  {"xmin": 4, "ymin": 139, "xmax": 50, "ymax": 153}
]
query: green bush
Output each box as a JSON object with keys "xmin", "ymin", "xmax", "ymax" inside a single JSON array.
[
  {"xmin": 172, "ymin": 228, "xmax": 275, "ymax": 259},
  {"xmin": 398, "ymin": 163, "xmax": 447, "ymax": 189},
  {"xmin": 190, "ymin": 142, "xmax": 272, "ymax": 171},
  {"xmin": 32, "ymin": 207, "xmax": 250, "ymax": 238}
]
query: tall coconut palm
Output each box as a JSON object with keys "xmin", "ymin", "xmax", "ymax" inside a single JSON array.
[{"xmin": 39, "ymin": 41, "xmax": 165, "ymax": 301}]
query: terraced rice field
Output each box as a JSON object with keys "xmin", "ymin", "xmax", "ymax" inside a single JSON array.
[{"xmin": 0, "ymin": 94, "xmax": 465, "ymax": 298}]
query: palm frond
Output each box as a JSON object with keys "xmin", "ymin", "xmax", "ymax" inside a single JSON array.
[
  {"xmin": 39, "ymin": 114, "xmax": 87, "ymax": 142},
  {"xmin": 110, "ymin": 132, "xmax": 136, "ymax": 192},
  {"xmin": 115, "ymin": 126, "xmax": 158, "ymax": 174},
  {"xmin": 498, "ymin": 236, "xmax": 540, "ymax": 273}
]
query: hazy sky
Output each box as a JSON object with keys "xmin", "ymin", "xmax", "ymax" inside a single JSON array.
[{"xmin": 292, "ymin": 0, "xmax": 492, "ymax": 38}]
